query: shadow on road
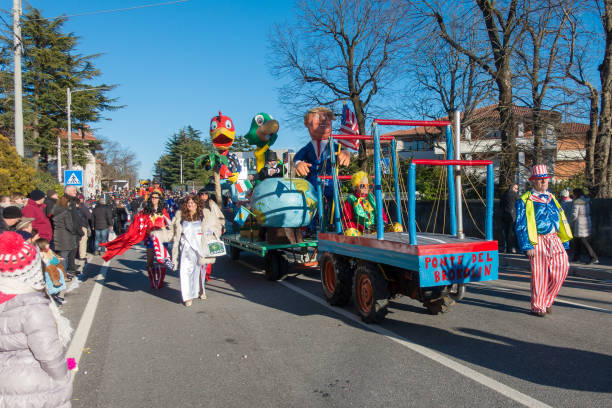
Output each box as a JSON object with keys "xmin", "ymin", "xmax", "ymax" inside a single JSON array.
[
  {"xmin": 104, "ymin": 258, "xmax": 183, "ymax": 305},
  {"xmin": 385, "ymin": 320, "xmax": 612, "ymax": 393},
  {"xmin": 220, "ymin": 252, "xmax": 611, "ymax": 394}
]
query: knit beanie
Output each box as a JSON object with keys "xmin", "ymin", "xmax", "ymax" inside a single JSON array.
[
  {"xmin": 2, "ymin": 206, "xmax": 22, "ymax": 220},
  {"xmin": 29, "ymin": 188, "xmax": 45, "ymax": 201},
  {"xmin": 0, "ymin": 231, "xmax": 45, "ymax": 290}
]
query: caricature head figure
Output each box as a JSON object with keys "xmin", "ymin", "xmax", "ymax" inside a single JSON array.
[{"xmin": 304, "ymin": 107, "xmax": 335, "ymax": 141}]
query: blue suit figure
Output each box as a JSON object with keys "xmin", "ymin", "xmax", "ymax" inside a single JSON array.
[{"xmin": 294, "ymin": 107, "xmax": 352, "ymax": 230}]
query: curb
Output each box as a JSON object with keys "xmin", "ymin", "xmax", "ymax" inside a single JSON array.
[{"xmin": 499, "ymin": 254, "xmax": 612, "ymax": 281}]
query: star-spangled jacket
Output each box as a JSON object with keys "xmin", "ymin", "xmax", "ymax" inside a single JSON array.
[
  {"xmin": 515, "ymin": 190, "xmax": 570, "ymax": 252},
  {"xmin": 293, "ymin": 139, "xmax": 340, "ymax": 197}
]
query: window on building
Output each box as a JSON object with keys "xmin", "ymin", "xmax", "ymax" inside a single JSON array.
[{"xmin": 485, "ymin": 129, "xmax": 502, "ymax": 138}]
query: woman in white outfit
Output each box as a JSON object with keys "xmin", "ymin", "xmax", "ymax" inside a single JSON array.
[{"xmin": 171, "ymin": 194, "xmax": 225, "ymax": 307}]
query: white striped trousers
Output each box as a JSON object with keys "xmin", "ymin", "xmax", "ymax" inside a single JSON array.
[{"xmin": 529, "ymin": 232, "xmax": 569, "ymax": 313}]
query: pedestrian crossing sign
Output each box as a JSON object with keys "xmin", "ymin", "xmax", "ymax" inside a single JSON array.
[{"xmin": 64, "ymin": 170, "xmax": 83, "ymax": 186}]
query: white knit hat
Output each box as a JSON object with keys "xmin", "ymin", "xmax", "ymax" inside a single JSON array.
[{"xmin": 0, "ymin": 231, "xmax": 45, "ymax": 290}]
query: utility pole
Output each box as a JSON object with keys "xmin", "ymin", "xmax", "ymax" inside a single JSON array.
[
  {"xmin": 57, "ymin": 132, "xmax": 62, "ymax": 182},
  {"xmin": 67, "ymin": 87, "xmax": 72, "ymax": 169},
  {"xmin": 13, "ymin": 0, "xmax": 23, "ymax": 157},
  {"xmin": 180, "ymin": 155, "xmax": 183, "ymax": 184}
]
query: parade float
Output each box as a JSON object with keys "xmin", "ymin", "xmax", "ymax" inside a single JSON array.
[{"xmin": 222, "ymin": 113, "xmax": 499, "ymax": 323}]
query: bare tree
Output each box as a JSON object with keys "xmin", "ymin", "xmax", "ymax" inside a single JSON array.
[
  {"xmin": 425, "ymin": 0, "xmax": 528, "ymax": 191},
  {"xmin": 97, "ymin": 138, "xmax": 140, "ymax": 188},
  {"xmin": 566, "ymin": 0, "xmax": 612, "ymax": 197},
  {"xmin": 270, "ymin": 0, "xmax": 410, "ymax": 162},
  {"xmin": 513, "ymin": 0, "xmax": 575, "ymax": 166},
  {"xmin": 406, "ymin": 10, "xmax": 494, "ymax": 129}
]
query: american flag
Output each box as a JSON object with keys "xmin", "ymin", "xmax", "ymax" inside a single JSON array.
[{"xmin": 338, "ymin": 103, "xmax": 360, "ymax": 150}]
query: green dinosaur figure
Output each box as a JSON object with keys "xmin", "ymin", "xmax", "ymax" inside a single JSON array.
[{"xmin": 244, "ymin": 112, "xmax": 279, "ymax": 172}]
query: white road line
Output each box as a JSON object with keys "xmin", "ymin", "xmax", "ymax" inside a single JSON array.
[
  {"xmin": 237, "ymin": 260, "xmax": 553, "ymax": 408},
  {"xmin": 469, "ymin": 282, "xmax": 612, "ymax": 313},
  {"xmin": 66, "ymin": 260, "xmax": 110, "ymax": 383}
]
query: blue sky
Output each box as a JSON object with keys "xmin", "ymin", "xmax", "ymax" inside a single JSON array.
[{"xmin": 31, "ymin": 0, "xmax": 305, "ymax": 178}]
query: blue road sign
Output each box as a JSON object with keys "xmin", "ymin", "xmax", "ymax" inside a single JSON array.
[{"xmin": 64, "ymin": 170, "xmax": 83, "ymax": 186}]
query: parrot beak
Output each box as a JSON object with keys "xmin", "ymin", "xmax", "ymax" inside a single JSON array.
[{"xmin": 256, "ymin": 119, "xmax": 279, "ymax": 142}]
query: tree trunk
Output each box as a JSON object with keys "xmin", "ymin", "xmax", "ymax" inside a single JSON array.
[
  {"xmin": 214, "ymin": 169, "xmax": 222, "ymax": 206},
  {"xmin": 353, "ymin": 98, "xmax": 368, "ymax": 168},
  {"xmin": 585, "ymin": 88, "xmax": 599, "ymax": 194},
  {"xmin": 595, "ymin": 0, "xmax": 612, "ymax": 198},
  {"xmin": 496, "ymin": 73, "xmax": 517, "ymax": 192},
  {"xmin": 532, "ymin": 107, "xmax": 544, "ymax": 164}
]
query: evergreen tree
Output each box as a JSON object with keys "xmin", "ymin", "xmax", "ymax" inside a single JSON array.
[
  {"xmin": 230, "ymin": 135, "xmax": 254, "ymax": 152},
  {"xmin": 156, "ymin": 126, "xmax": 214, "ymax": 189},
  {"xmin": 0, "ymin": 134, "xmax": 35, "ymax": 195},
  {"xmin": 0, "ymin": 7, "xmax": 120, "ymax": 169}
]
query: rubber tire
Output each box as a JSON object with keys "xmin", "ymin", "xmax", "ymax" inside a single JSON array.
[
  {"xmin": 320, "ymin": 253, "xmax": 353, "ymax": 306},
  {"xmin": 264, "ymin": 251, "xmax": 286, "ymax": 281},
  {"xmin": 450, "ymin": 284, "xmax": 466, "ymax": 301},
  {"xmin": 229, "ymin": 245, "xmax": 240, "ymax": 261},
  {"xmin": 353, "ymin": 262, "xmax": 390, "ymax": 323},
  {"xmin": 425, "ymin": 295, "xmax": 454, "ymax": 315}
]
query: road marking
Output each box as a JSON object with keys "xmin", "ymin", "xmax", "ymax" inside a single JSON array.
[
  {"xmin": 66, "ymin": 260, "xmax": 110, "ymax": 383},
  {"xmin": 469, "ymin": 282, "xmax": 612, "ymax": 313},
  {"xmin": 236, "ymin": 261, "xmax": 552, "ymax": 408}
]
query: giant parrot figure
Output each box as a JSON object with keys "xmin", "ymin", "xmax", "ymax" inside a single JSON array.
[
  {"xmin": 195, "ymin": 111, "xmax": 241, "ymax": 184},
  {"xmin": 245, "ymin": 112, "xmax": 279, "ymax": 173}
]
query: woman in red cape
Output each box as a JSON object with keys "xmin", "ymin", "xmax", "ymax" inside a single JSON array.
[{"xmin": 102, "ymin": 190, "xmax": 172, "ymax": 289}]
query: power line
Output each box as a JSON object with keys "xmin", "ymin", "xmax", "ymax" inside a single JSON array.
[{"xmin": 28, "ymin": 0, "xmax": 191, "ymax": 20}]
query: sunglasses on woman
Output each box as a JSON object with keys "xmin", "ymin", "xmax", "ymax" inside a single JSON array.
[{"xmin": 359, "ymin": 184, "xmax": 370, "ymax": 189}]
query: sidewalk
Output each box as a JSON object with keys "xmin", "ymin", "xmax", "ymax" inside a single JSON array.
[{"xmin": 499, "ymin": 253, "xmax": 612, "ymax": 281}]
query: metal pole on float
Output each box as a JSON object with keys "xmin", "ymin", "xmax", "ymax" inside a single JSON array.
[
  {"xmin": 486, "ymin": 163, "xmax": 494, "ymax": 240},
  {"xmin": 454, "ymin": 111, "xmax": 464, "ymax": 239},
  {"xmin": 408, "ymin": 162, "xmax": 417, "ymax": 245},
  {"xmin": 328, "ymin": 137, "xmax": 342, "ymax": 234},
  {"xmin": 445, "ymin": 125, "xmax": 457, "ymax": 236},
  {"xmin": 391, "ymin": 138, "xmax": 402, "ymax": 226},
  {"xmin": 373, "ymin": 123, "xmax": 384, "ymax": 240}
]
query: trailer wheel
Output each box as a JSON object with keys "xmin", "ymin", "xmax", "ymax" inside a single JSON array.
[
  {"xmin": 229, "ymin": 245, "xmax": 240, "ymax": 261},
  {"xmin": 264, "ymin": 251, "xmax": 286, "ymax": 281},
  {"xmin": 353, "ymin": 262, "xmax": 389, "ymax": 323},
  {"xmin": 320, "ymin": 253, "xmax": 353, "ymax": 306},
  {"xmin": 425, "ymin": 295, "xmax": 454, "ymax": 315}
]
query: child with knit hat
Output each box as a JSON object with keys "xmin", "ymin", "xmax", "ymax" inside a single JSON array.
[{"xmin": 0, "ymin": 231, "xmax": 73, "ymax": 407}]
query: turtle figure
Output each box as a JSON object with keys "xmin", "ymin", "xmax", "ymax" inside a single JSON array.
[{"xmin": 245, "ymin": 112, "xmax": 279, "ymax": 173}]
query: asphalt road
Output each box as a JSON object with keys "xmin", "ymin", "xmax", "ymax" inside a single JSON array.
[{"xmin": 64, "ymin": 246, "xmax": 612, "ymax": 408}]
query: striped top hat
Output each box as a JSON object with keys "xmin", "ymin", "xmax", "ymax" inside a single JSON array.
[{"xmin": 529, "ymin": 164, "xmax": 552, "ymax": 180}]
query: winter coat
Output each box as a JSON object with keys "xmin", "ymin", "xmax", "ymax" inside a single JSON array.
[
  {"xmin": 52, "ymin": 205, "xmax": 76, "ymax": 252},
  {"xmin": 67, "ymin": 198, "xmax": 84, "ymax": 238},
  {"xmin": 500, "ymin": 188, "xmax": 518, "ymax": 221},
  {"xmin": 79, "ymin": 204, "xmax": 92, "ymax": 230},
  {"xmin": 44, "ymin": 197, "xmax": 56, "ymax": 218},
  {"xmin": 571, "ymin": 196, "xmax": 592, "ymax": 238},
  {"xmin": 92, "ymin": 204, "xmax": 113, "ymax": 230},
  {"xmin": 22, "ymin": 199, "xmax": 53, "ymax": 241},
  {"xmin": 0, "ymin": 292, "xmax": 72, "ymax": 408},
  {"xmin": 171, "ymin": 201, "xmax": 225, "ymax": 266}
]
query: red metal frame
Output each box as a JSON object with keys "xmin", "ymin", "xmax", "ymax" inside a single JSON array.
[
  {"xmin": 332, "ymin": 134, "xmax": 394, "ymax": 140},
  {"xmin": 319, "ymin": 175, "xmax": 352, "ymax": 180},
  {"xmin": 374, "ymin": 119, "xmax": 452, "ymax": 127},
  {"xmin": 412, "ymin": 159, "xmax": 492, "ymax": 166}
]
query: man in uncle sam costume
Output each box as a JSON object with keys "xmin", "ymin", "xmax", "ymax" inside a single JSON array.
[{"xmin": 515, "ymin": 164, "xmax": 573, "ymax": 317}]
